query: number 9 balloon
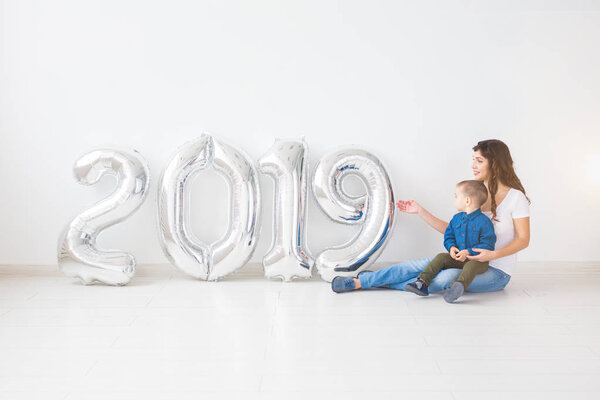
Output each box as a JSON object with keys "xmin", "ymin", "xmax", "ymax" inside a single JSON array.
[
  {"xmin": 58, "ymin": 148, "xmax": 151, "ymax": 285},
  {"xmin": 312, "ymin": 148, "xmax": 395, "ymax": 282}
]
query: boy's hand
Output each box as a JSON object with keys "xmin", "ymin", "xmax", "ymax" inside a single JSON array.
[
  {"xmin": 449, "ymin": 246, "xmax": 460, "ymax": 260},
  {"xmin": 456, "ymin": 249, "xmax": 469, "ymax": 262}
]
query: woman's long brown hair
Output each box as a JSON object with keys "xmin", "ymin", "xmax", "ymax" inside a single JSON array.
[{"xmin": 473, "ymin": 139, "xmax": 530, "ymax": 221}]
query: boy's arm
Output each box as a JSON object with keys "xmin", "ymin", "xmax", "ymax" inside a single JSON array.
[
  {"xmin": 443, "ymin": 216, "xmax": 458, "ymax": 252},
  {"xmin": 467, "ymin": 219, "xmax": 496, "ymax": 256}
]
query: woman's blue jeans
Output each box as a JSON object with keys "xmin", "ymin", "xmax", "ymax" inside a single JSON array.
[{"xmin": 358, "ymin": 256, "xmax": 511, "ymax": 293}]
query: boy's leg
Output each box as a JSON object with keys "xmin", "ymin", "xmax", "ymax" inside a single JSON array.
[
  {"xmin": 418, "ymin": 253, "xmax": 461, "ymax": 285},
  {"xmin": 455, "ymin": 261, "xmax": 489, "ymax": 290},
  {"xmin": 359, "ymin": 257, "xmax": 433, "ymax": 289}
]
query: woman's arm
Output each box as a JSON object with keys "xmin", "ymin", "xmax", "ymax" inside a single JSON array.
[
  {"xmin": 396, "ymin": 200, "xmax": 449, "ymax": 234},
  {"xmin": 467, "ymin": 217, "xmax": 530, "ymax": 262},
  {"xmin": 494, "ymin": 217, "xmax": 530, "ymax": 258}
]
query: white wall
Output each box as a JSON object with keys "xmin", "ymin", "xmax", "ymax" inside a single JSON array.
[{"xmin": 1, "ymin": 0, "xmax": 599, "ymax": 266}]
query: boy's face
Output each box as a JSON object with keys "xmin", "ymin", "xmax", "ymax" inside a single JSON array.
[{"xmin": 454, "ymin": 186, "xmax": 468, "ymax": 212}]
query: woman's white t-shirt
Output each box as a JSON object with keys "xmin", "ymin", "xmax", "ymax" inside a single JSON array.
[{"xmin": 482, "ymin": 188, "xmax": 530, "ymax": 276}]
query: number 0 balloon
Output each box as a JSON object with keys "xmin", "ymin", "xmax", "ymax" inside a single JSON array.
[
  {"xmin": 58, "ymin": 148, "xmax": 150, "ymax": 285},
  {"xmin": 158, "ymin": 134, "xmax": 261, "ymax": 281}
]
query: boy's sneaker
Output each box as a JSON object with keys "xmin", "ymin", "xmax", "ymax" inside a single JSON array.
[
  {"xmin": 405, "ymin": 279, "xmax": 429, "ymax": 296},
  {"xmin": 443, "ymin": 281, "xmax": 465, "ymax": 303},
  {"xmin": 331, "ymin": 276, "xmax": 357, "ymax": 293}
]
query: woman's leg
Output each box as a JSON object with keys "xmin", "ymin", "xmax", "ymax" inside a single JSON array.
[
  {"xmin": 359, "ymin": 257, "xmax": 434, "ymax": 289},
  {"xmin": 466, "ymin": 266, "xmax": 511, "ymax": 292},
  {"xmin": 426, "ymin": 266, "xmax": 511, "ymax": 293}
]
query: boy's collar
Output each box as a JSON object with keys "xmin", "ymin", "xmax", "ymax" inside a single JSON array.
[{"xmin": 463, "ymin": 208, "xmax": 482, "ymax": 219}]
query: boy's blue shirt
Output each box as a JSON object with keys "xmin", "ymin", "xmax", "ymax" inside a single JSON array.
[{"xmin": 443, "ymin": 209, "xmax": 496, "ymax": 256}]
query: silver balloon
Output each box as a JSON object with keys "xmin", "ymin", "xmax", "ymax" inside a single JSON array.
[
  {"xmin": 259, "ymin": 139, "xmax": 313, "ymax": 281},
  {"xmin": 58, "ymin": 148, "xmax": 150, "ymax": 285},
  {"xmin": 312, "ymin": 148, "xmax": 395, "ymax": 282},
  {"xmin": 158, "ymin": 134, "xmax": 261, "ymax": 281}
]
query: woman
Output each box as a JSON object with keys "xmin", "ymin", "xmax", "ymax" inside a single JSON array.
[{"xmin": 331, "ymin": 139, "xmax": 531, "ymax": 294}]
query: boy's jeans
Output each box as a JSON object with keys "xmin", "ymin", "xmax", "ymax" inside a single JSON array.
[{"xmin": 358, "ymin": 256, "xmax": 511, "ymax": 293}]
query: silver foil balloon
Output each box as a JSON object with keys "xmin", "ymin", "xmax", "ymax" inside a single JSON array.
[
  {"xmin": 312, "ymin": 148, "xmax": 395, "ymax": 282},
  {"xmin": 258, "ymin": 139, "xmax": 313, "ymax": 281},
  {"xmin": 58, "ymin": 148, "xmax": 150, "ymax": 285},
  {"xmin": 158, "ymin": 134, "xmax": 261, "ymax": 281}
]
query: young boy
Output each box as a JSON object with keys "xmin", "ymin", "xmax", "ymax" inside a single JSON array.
[{"xmin": 405, "ymin": 180, "xmax": 496, "ymax": 303}]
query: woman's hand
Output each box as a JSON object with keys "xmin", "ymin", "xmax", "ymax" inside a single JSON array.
[
  {"xmin": 396, "ymin": 200, "xmax": 421, "ymax": 214},
  {"xmin": 396, "ymin": 200, "xmax": 449, "ymax": 234},
  {"xmin": 466, "ymin": 248, "xmax": 496, "ymax": 262}
]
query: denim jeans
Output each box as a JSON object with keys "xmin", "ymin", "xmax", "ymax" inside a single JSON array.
[{"xmin": 358, "ymin": 256, "xmax": 511, "ymax": 293}]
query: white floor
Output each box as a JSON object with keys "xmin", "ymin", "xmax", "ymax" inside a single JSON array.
[{"xmin": 1, "ymin": 262, "xmax": 600, "ymax": 400}]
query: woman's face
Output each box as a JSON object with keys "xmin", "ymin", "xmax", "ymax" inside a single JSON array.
[{"xmin": 472, "ymin": 150, "xmax": 490, "ymax": 181}]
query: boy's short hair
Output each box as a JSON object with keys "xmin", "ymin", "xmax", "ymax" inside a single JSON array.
[{"xmin": 457, "ymin": 180, "xmax": 488, "ymax": 208}]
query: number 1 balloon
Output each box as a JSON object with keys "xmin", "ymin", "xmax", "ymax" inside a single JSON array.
[
  {"xmin": 312, "ymin": 148, "xmax": 395, "ymax": 282},
  {"xmin": 58, "ymin": 148, "xmax": 150, "ymax": 285},
  {"xmin": 259, "ymin": 139, "xmax": 313, "ymax": 281},
  {"xmin": 157, "ymin": 134, "xmax": 261, "ymax": 281}
]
